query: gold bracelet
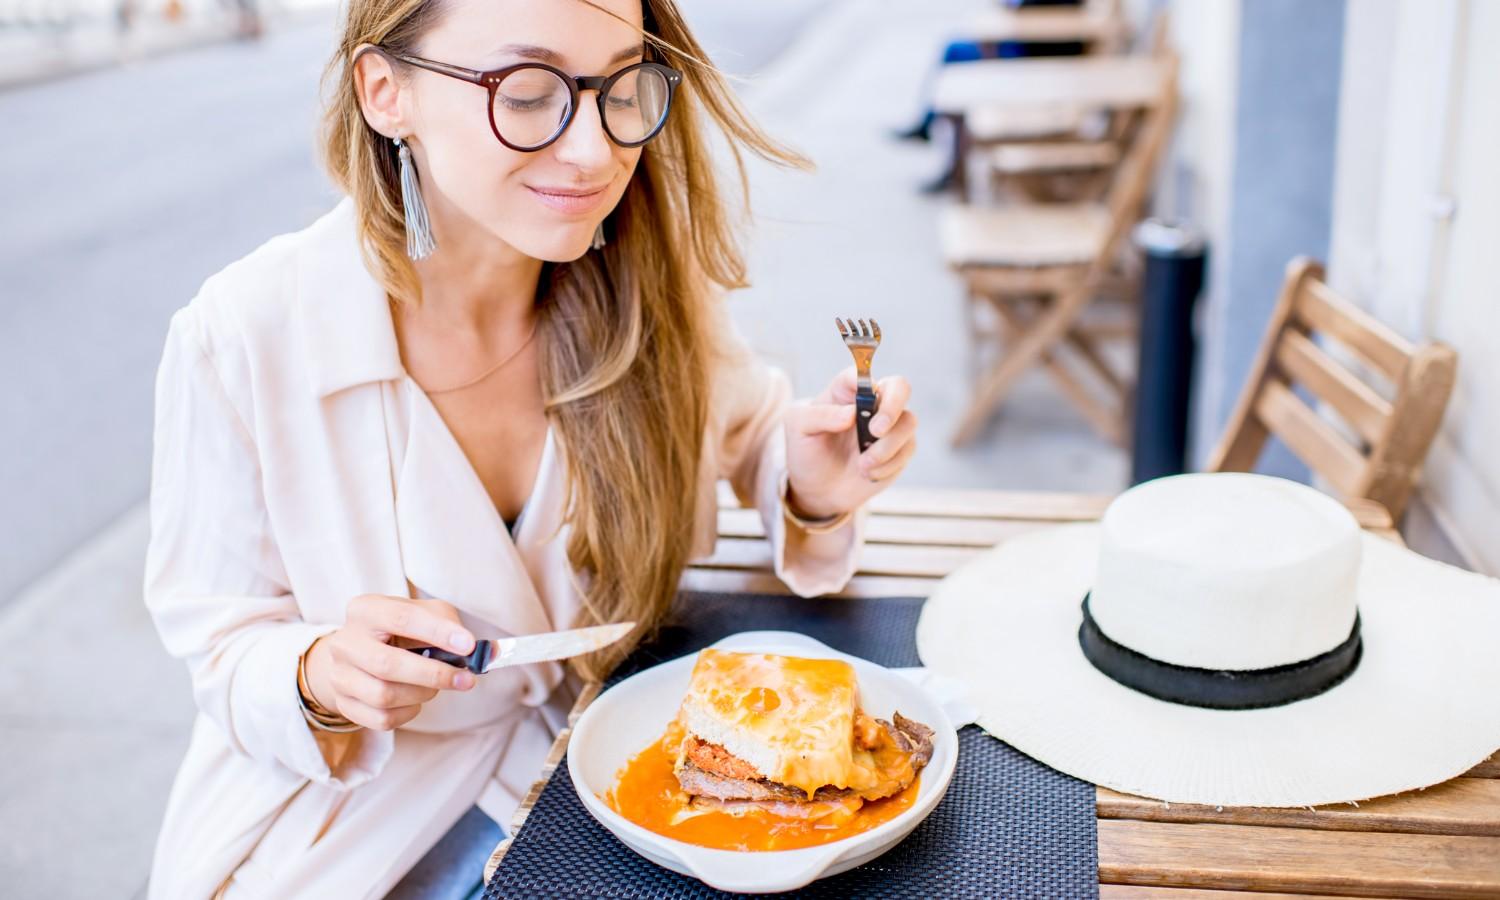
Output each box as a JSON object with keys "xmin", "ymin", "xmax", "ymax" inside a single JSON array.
[
  {"xmin": 779, "ymin": 471, "xmax": 853, "ymax": 535},
  {"xmin": 297, "ymin": 637, "xmax": 361, "ymax": 733}
]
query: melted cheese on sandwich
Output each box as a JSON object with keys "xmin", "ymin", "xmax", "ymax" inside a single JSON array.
[{"xmin": 677, "ymin": 649, "xmax": 868, "ymax": 798}]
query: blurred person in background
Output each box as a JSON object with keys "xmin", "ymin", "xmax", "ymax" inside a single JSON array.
[
  {"xmin": 141, "ymin": 0, "xmax": 919, "ymax": 897},
  {"xmin": 223, "ymin": 0, "xmax": 264, "ymax": 40}
]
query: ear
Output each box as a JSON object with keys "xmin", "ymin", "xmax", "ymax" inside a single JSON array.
[{"xmin": 352, "ymin": 43, "xmax": 407, "ymax": 139}]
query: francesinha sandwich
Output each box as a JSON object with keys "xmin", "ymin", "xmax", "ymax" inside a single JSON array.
[{"xmin": 671, "ymin": 649, "xmax": 935, "ymax": 821}]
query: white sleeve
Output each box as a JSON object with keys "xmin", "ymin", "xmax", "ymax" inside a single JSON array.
[
  {"xmin": 713, "ymin": 309, "xmax": 868, "ymax": 598},
  {"xmin": 143, "ymin": 301, "xmax": 393, "ymax": 788}
]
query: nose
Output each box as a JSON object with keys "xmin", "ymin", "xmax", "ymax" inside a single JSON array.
[{"xmin": 551, "ymin": 90, "xmax": 615, "ymax": 170}]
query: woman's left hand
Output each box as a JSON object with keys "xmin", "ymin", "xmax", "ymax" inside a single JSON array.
[{"xmin": 783, "ymin": 366, "xmax": 917, "ymax": 520}]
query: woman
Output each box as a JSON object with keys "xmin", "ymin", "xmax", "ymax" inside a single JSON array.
[{"xmin": 144, "ymin": 0, "xmax": 918, "ymax": 896}]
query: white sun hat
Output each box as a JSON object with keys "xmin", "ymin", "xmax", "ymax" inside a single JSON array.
[{"xmin": 916, "ymin": 471, "xmax": 1500, "ymax": 808}]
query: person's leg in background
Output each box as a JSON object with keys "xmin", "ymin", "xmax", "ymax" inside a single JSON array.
[
  {"xmin": 385, "ymin": 806, "xmax": 504, "ymax": 900},
  {"xmin": 892, "ymin": 39, "xmax": 987, "ymax": 143}
]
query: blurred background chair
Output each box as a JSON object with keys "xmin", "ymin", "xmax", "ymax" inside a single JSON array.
[
  {"xmin": 1206, "ymin": 258, "xmax": 1458, "ymax": 522},
  {"xmin": 970, "ymin": 12, "xmax": 1170, "ymax": 204},
  {"xmin": 941, "ymin": 52, "xmax": 1179, "ymax": 448},
  {"xmin": 897, "ymin": 0, "xmax": 1128, "ymax": 193}
]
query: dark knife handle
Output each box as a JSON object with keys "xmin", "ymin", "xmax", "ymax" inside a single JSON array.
[
  {"xmin": 407, "ymin": 639, "xmax": 494, "ymax": 675},
  {"xmin": 855, "ymin": 384, "xmax": 880, "ymax": 453}
]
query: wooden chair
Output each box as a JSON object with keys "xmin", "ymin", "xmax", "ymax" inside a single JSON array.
[
  {"xmin": 1206, "ymin": 258, "xmax": 1457, "ymax": 521},
  {"xmin": 941, "ymin": 54, "xmax": 1179, "ymax": 447},
  {"xmin": 967, "ymin": 0, "xmax": 1130, "ymax": 53},
  {"xmin": 965, "ymin": 11, "xmax": 1169, "ymax": 204}
]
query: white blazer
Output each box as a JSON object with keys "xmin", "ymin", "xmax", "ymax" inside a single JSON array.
[{"xmin": 144, "ymin": 196, "xmax": 868, "ymax": 898}]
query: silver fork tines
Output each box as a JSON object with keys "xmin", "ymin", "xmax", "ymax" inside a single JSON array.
[
  {"xmin": 836, "ymin": 317, "xmax": 881, "ymax": 382},
  {"xmin": 835, "ymin": 317, "xmax": 882, "ymax": 452}
]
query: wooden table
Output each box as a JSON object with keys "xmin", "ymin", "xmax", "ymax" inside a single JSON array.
[
  {"xmin": 487, "ymin": 485, "xmax": 1500, "ymax": 897},
  {"xmin": 967, "ymin": 8, "xmax": 1128, "ymax": 47},
  {"xmin": 933, "ymin": 55, "xmax": 1171, "ymax": 116}
]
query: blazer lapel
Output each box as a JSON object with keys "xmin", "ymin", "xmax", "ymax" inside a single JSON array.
[{"xmin": 388, "ymin": 378, "xmax": 555, "ymax": 639}]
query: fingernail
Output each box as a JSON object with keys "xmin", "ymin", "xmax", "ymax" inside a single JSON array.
[
  {"xmin": 871, "ymin": 414, "xmax": 890, "ymax": 435},
  {"xmin": 450, "ymin": 630, "xmax": 474, "ymax": 653},
  {"xmin": 453, "ymin": 672, "xmax": 474, "ymax": 690}
]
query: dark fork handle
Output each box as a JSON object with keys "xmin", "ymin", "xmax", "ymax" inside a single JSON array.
[
  {"xmin": 855, "ymin": 384, "xmax": 880, "ymax": 453},
  {"xmin": 407, "ymin": 640, "xmax": 494, "ymax": 675}
]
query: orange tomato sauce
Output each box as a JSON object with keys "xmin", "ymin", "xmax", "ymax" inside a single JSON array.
[{"xmin": 603, "ymin": 730, "xmax": 921, "ymax": 852}]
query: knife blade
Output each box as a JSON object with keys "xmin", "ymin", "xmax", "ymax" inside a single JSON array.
[{"xmin": 408, "ymin": 622, "xmax": 636, "ymax": 675}]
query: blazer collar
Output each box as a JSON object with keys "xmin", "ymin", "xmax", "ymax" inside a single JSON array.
[{"xmin": 294, "ymin": 196, "xmax": 405, "ymax": 399}]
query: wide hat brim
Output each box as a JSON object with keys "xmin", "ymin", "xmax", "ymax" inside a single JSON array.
[{"xmin": 916, "ymin": 523, "xmax": 1500, "ymax": 807}]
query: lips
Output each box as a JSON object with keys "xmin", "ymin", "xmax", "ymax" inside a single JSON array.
[{"xmin": 527, "ymin": 184, "xmax": 610, "ymax": 215}]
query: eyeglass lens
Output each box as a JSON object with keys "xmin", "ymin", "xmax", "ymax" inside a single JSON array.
[{"xmin": 493, "ymin": 65, "xmax": 672, "ymax": 149}]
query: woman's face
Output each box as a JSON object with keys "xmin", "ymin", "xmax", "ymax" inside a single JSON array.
[{"xmin": 366, "ymin": 0, "xmax": 648, "ymax": 263}]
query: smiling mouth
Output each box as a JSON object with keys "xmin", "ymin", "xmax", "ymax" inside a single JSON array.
[
  {"xmin": 529, "ymin": 186, "xmax": 608, "ymax": 197},
  {"xmin": 527, "ymin": 184, "xmax": 611, "ymax": 216}
]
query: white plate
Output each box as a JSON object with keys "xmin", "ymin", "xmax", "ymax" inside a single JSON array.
[{"xmin": 567, "ymin": 630, "xmax": 959, "ymax": 894}]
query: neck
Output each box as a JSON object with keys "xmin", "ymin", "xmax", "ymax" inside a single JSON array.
[{"xmin": 409, "ymin": 197, "xmax": 545, "ymax": 337}]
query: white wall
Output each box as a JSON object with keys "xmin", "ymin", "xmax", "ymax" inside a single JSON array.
[
  {"xmin": 1328, "ymin": 0, "xmax": 1500, "ymax": 573},
  {"xmin": 1161, "ymin": 0, "xmax": 1240, "ymax": 464}
]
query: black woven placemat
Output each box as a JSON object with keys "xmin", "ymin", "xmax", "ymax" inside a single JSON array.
[{"xmin": 483, "ymin": 591, "xmax": 1098, "ymax": 899}]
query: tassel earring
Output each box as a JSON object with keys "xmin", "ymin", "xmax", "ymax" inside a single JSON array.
[
  {"xmin": 394, "ymin": 136, "xmax": 436, "ymax": 260},
  {"xmin": 591, "ymin": 219, "xmax": 607, "ymax": 251}
]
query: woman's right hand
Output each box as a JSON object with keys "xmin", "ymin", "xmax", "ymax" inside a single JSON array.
[{"xmin": 303, "ymin": 594, "xmax": 478, "ymax": 731}]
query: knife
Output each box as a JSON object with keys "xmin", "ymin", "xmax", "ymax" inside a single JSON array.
[{"xmin": 407, "ymin": 622, "xmax": 636, "ymax": 675}]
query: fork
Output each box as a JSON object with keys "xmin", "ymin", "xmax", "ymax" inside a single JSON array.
[{"xmin": 835, "ymin": 317, "xmax": 882, "ymax": 453}]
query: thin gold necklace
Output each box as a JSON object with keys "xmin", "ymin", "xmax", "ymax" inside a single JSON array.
[{"xmin": 416, "ymin": 320, "xmax": 540, "ymax": 395}]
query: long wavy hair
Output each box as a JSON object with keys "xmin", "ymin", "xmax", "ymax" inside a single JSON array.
[{"xmin": 319, "ymin": 0, "xmax": 810, "ymax": 677}]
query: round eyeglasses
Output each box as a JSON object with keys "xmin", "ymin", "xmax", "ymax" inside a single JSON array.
[{"xmin": 358, "ymin": 46, "xmax": 684, "ymax": 152}]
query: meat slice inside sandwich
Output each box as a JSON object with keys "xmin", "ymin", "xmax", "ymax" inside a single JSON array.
[{"xmin": 670, "ymin": 649, "xmax": 935, "ymax": 821}]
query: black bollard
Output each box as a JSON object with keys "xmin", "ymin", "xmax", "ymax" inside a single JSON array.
[{"xmin": 1130, "ymin": 220, "xmax": 1208, "ymax": 485}]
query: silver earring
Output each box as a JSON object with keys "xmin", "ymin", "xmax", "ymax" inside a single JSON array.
[
  {"xmin": 394, "ymin": 137, "xmax": 436, "ymax": 260},
  {"xmin": 591, "ymin": 220, "xmax": 607, "ymax": 250}
]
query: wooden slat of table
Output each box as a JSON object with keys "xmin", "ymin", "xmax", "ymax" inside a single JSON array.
[
  {"xmin": 1099, "ymin": 776, "xmax": 1500, "ymax": 837},
  {"xmin": 716, "ymin": 482, "xmax": 1393, "ymax": 529},
  {"xmin": 488, "ymin": 486, "xmax": 1497, "ymax": 898},
  {"xmin": 1102, "ymin": 888, "xmax": 1335, "ymax": 900},
  {"xmin": 718, "ymin": 506, "xmax": 1057, "ymax": 547},
  {"xmin": 933, "ymin": 55, "xmax": 1171, "ymax": 115},
  {"xmin": 967, "ymin": 8, "xmax": 1127, "ymax": 45},
  {"xmin": 715, "ymin": 479, "xmax": 1119, "ymax": 520},
  {"xmin": 1098, "ymin": 820, "xmax": 1500, "ymax": 899},
  {"xmin": 717, "ymin": 500, "xmax": 1395, "ymax": 545},
  {"xmin": 679, "ymin": 567, "xmax": 941, "ymax": 600},
  {"xmin": 697, "ymin": 535, "xmax": 981, "ymax": 579},
  {"xmin": 1468, "ymin": 752, "xmax": 1500, "ymax": 779}
]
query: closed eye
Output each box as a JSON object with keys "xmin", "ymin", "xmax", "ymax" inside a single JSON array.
[{"xmin": 498, "ymin": 94, "xmax": 566, "ymax": 112}]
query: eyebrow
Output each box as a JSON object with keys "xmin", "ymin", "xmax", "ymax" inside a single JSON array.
[{"xmin": 497, "ymin": 43, "xmax": 645, "ymax": 68}]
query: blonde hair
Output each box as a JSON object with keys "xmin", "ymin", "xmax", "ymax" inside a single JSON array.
[{"xmin": 319, "ymin": 0, "xmax": 811, "ymax": 677}]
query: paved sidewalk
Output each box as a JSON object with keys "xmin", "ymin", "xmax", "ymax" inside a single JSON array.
[
  {"xmin": 0, "ymin": 0, "xmax": 336, "ymax": 89},
  {"xmin": 0, "ymin": 1, "xmax": 1126, "ymax": 896}
]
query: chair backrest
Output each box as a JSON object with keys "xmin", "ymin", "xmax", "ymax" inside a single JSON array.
[
  {"xmin": 1206, "ymin": 258, "xmax": 1458, "ymax": 520},
  {"xmin": 1083, "ymin": 49, "xmax": 1179, "ymax": 284},
  {"xmin": 1088, "ymin": 0, "xmax": 1130, "ymax": 54}
]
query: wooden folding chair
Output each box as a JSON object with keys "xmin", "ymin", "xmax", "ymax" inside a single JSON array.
[
  {"xmin": 967, "ymin": 11, "xmax": 1169, "ymax": 204},
  {"xmin": 967, "ymin": 0, "xmax": 1130, "ymax": 52},
  {"xmin": 942, "ymin": 55, "xmax": 1179, "ymax": 448},
  {"xmin": 1206, "ymin": 258, "xmax": 1457, "ymax": 521}
]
